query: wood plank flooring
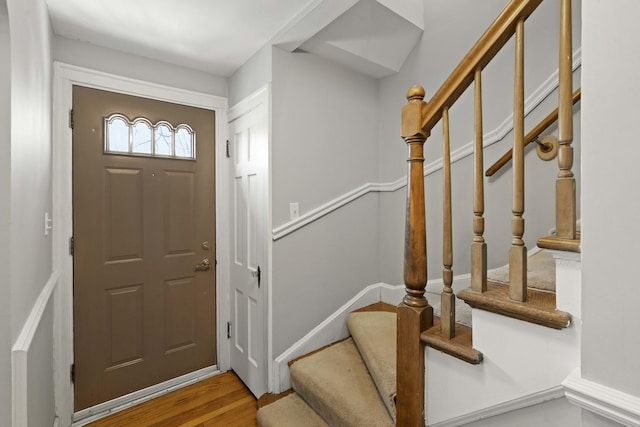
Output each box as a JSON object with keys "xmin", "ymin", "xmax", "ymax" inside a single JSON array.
[{"xmin": 88, "ymin": 372, "xmax": 257, "ymax": 427}]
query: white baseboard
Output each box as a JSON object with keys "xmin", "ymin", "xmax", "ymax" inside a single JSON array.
[
  {"xmin": 273, "ymin": 282, "xmax": 396, "ymax": 392},
  {"xmin": 12, "ymin": 271, "xmax": 59, "ymax": 427},
  {"xmin": 563, "ymin": 368, "xmax": 640, "ymax": 427},
  {"xmin": 428, "ymin": 386, "xmax": 565, "ymax": 427},
  {"xmin": 72, "ymin": 366, "xmax": 221, "ymax": 426}
]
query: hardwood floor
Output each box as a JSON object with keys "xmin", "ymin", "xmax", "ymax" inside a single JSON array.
[{"xmin": 88, "ymin": 372, "xmax": 257, "ymax": 427}]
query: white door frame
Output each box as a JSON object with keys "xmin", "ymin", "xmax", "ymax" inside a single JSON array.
[{"xmin": 52, "ymin": 62, "xmax": 230, "ymax": 426}]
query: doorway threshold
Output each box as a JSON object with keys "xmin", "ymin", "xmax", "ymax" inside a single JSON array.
[{"xmin": 72, "ymin": 365, "xmax": 220, "ymax": 426}]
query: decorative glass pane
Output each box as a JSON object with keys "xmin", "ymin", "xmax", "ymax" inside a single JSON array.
[
  {"xmin": 155, "ymin": 123, "xmax": 173, "ymax": 156},
  {"xmin": 132, "ymin": 120, "xmax": 152, "ymax": 154},
  {"xmin": 104, "ymin": 114, "xmax": 196, "ymax": 160},
  {"xmin": 175, "ymin": 126, "xmax": 194, "ymax": 158},
  {"xmin": 107, "ymin": 117, "xmax": 129, "ymax": 152}
]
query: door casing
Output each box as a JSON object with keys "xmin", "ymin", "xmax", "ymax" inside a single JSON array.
[{"xmin": 52, "ymin": 62, "xmax": 233, "ymax": 426}]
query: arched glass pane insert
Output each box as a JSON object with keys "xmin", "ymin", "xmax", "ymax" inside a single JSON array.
[
  {"xmin": 175, "ymin": 126, "xmax": 194, "ymax": 158},
  {"xmin": 132, "ymin": 119, "xmax": 152, "ymax": 154},
  {"xmin": 106, "ymin": 116, "xmax": 129, "ymax": 153},
  {"xmin": 154, "ymin": 123, "xmax": 173, "ymax": 156},
  {"xmin": 104, "ymin": 114, "xmax": 196, "ymax": 160}
]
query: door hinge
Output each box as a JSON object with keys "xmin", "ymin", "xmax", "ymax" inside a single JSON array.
[
  {"xmin": 70, "ymin": 364, "xmax": 75, "ymax": 383},
  {"xmin": 69, "ymin": 236, "xmax": 74, "ymax": 256},
  {"xmin": 226, "ymin": 140, "xmax": 230, "ymax": 158},
  {"xmin": 69, "ymin": 109, "xmax": 74, "ymax": 130},
  {"xmin": 227, "ymin": 321, "xmax": 231, "ymax": 339}
]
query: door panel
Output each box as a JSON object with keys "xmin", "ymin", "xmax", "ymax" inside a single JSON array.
[
  {"xmin": 73, "ymin": 86, "xmax": 216, "ymax": 410},
  {"xmin": 229, "ymin": 101, "xmax": 268, "ymax": 397}
]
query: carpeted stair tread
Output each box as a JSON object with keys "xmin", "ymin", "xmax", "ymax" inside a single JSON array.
[
  {"xmin": 487, "ymin": 248, "xmax": 556, "ymax": 292},
  {"xmin": 290, "ymin": 338, "xmax": 394, "ymax": 427},
  {"xmin": 256, "ymin": 393, "xmax": 330, "ymax": 427},
  {"xmin": 348, "ymin": 311, "xmax": 397, "ymax": 420}
]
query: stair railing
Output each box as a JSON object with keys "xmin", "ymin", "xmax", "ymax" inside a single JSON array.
[
  {"xmin": 397, "ymin": 0, "xmax": 575, "ymax": 425},
  {"xmin": 485, "ymin": 89, "xmax": 581, "ymax": 178}
]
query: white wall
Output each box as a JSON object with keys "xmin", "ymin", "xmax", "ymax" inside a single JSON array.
[
  {"xmin": 270, "ymin": 47, "xmax": 380, "ymax": 354},
  {"xmin": 581, "ymin": 0, "xmax": 640, "ymax": 399},
  {"xmin": 377, "ymin": 0, "xmax": 582, "ymax": 286},
  {"xmin": 6, "ymin": 0, "xmax": 56, "ymax": 425},
  {"xmin": 53, "ymin": 35, "xmax": 228, "ymax": 97},
  {"xmin": 0, "ymin": 4, "xmax": 11, "ymax": 426}
]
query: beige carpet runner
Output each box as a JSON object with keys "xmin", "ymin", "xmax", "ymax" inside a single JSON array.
[
  {"xmin": 257, "ymin": 312, "xmax": 396, "ymax": 426},
  {"xmin": 257, "ymin": 249, "xmax": 556, "ymax": 425}
]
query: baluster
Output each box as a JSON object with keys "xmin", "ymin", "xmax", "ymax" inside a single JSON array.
[
  {"xmin": 441, "ymin": 107, "xmax": 455, "ymax": 339},
  {"xmin": 510, "ymin": 18, "xmax": 527, "ymax": 301},
  {"xmin": 556, "ymin": 0, "xmax": 576, "ymax": 239},
  {"xmin": 397, "ymin": 85, "xmax": 433, "ymax": 427},
  {"xmin": 471, "ymin": 69, "xmax": 487, "ymax": 294}
]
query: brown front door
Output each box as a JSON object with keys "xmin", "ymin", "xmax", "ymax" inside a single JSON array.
[{"xmin": 72, "ymin": 86, "xmax": 216, "ymax": 410}]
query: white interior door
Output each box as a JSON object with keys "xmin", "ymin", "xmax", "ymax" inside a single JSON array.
[{"xmin": 228, "ymin": 93, "xmax": 268, "ymax": 397}]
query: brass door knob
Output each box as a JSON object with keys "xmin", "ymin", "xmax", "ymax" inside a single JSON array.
[{"xmin": 195, "ymin": 258, "xmax": 211, "ymax": 272}]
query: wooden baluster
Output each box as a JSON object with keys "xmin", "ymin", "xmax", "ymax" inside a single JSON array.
[
  {"xmin": 471, "ymin": 69, "xmax": 487, "ymax": 294},
  {"xmin": 556, "ymin": 0, "xmax": 576, "ymax": 239},
  {"xmin": 510, "ymin": 18, "xmax": 527, "ymax": 301},
  {"xmin": 397, "ymin": 85, "xmax": 433, "ymax": 427},
  {"xmin": 441, "ymin": 107, "xmax": 455, "ymax": 339}
]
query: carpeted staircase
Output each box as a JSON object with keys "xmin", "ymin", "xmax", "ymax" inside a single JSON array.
[
  {"xmin": 257, "ymin": 248, "xmax": 558, "ymax": 426},
  {"xmin": 257, "ymin": 311, "xmax": 397, "ymax": 426}
]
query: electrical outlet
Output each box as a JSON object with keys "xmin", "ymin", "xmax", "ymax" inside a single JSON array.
[{"xmin": 289, "ymin": 203, "xmax": 299, "ymax": 220}]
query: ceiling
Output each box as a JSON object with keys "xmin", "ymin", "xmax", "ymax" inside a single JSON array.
[
  {"xmin": 45, "ymin": 0, "xmax": 315, "ymax": 76},
  {"xmin": 45, "ymin": 0, "xmax": 423, "ymax": 79}
]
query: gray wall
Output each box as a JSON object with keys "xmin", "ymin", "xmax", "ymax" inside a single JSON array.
[
  {"xmin": 8, "ymin": 0, "xmax": 53, "ymax": 341},
  {"xmin": 0, "ymin": 5, "xmax": 11, "ymax": 427},
  {"xmin": 228, "ymin": 44, "xmax": 272, "ymax": 107},
  {"xmin": 581, "ymin": 0, "xmax": 640, "ymax": 398},
  {"xmin": 5, "ymin": 0, "xmax": 55, "ymax": 425},
  {"xmin": 270, "ymin": 47, "xmax": 380, "ymax": 354},
  {"xmin": 377, "ymin": 0, "xmax": 582, "ymax": 285},
  {"xmin": 462, "ymin": 397, "xmax": 581, "ymax": 427},
  {"xmin": 54, "ymin": 35, "xmax": 228, "ymax": 97}
]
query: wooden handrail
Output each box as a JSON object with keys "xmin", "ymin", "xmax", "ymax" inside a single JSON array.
[
  {"xmin": 485, "ymin": 88, "xmax": 581, "ymax": 177},
  {"xmin": 419, "ymin": 0, "xmax": 543, "ymax": 134}
]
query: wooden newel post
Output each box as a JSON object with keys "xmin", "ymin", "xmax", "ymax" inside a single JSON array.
[{"xmin": 397, "ymin": 85, "xmax": 434, "ymax": 427}]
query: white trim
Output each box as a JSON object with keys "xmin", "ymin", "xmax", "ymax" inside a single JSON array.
[
  {"xmin": 273, "ymin": 282, "xmax": 392, "ymax": 393},
  {"xmin": 428, "ymin": 386, "xmax": 566, "ymax": 427},
  {"xmin": 228, "ymin": 85, "xmax": 270, "ymax": 122},
  {"xmin": 52, "ymin": 62, "xmax": 230, "ymax": 426},
  {"xmin": 563, "ymin": 368, "xmax": 640, "ymax": 427},
  {"xmin": 71, "ymin": 366, "xmax": 221, "ymax": 426},
  {"xmin": 272, "ymin": 49, "xmax": 582, "ymax": 241},
  {"xmin": 12, "ymin": 271, "xmax": 59, "ymax": 427}
]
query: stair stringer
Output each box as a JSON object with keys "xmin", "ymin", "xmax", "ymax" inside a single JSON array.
[{"xmin": 424, "ymin": 251, "xmax": 582, "ymax": 426}]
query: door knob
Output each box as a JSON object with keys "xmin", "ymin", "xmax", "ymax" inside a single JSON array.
[
  {"xmin": 251, "ymin": 265, "xmax": 261, "ymax": 287},
  {"xmin": 195, "ymin": 258, "xmax": 211, "ymax": 272}
]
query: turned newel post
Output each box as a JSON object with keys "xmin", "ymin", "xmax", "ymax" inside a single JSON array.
[{"xmin": 397, "ymin": 85, "xmax": 433, "ymax": 427}]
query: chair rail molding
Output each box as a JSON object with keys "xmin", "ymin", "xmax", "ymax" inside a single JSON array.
[{"xmin": 272, "ymin": 49, "xmax": 581, "ymax": 241}]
